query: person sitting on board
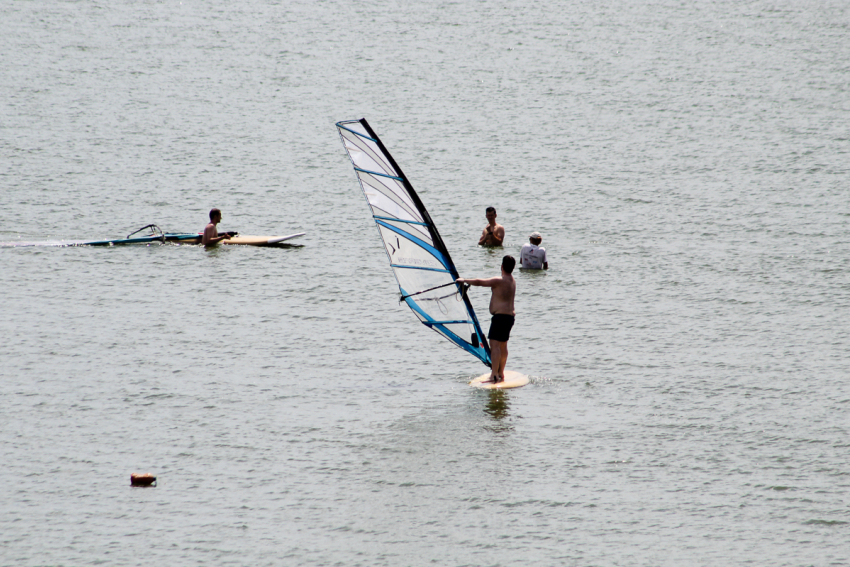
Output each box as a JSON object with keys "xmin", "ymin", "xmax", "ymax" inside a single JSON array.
[
  {"xmin": 456, "ymin": 255, "xmax": 516, "ymax": 383},
  {"xmin": 519, "ymin": 231, "xmax": 548, "ymax": 270},
  {"xmin": 201, "ymin": 208, "xmax": 232, "ymax": 246},
  {"xmin": 478, "ymin": 206, "xmax": 505, "ymax": 247}
]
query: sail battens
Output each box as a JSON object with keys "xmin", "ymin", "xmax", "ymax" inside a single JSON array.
[
  {"xmin": 337, "ymin": 118, "xmax": 491, "ymax": 367},
  {"xmin": 337, "ymin": 122, "xmax": 377, "ymax": 142},
  {"xmin": 390, "ymin": 264, "xmax": 452, "ymax": 273},
  {"xmin": 361, "ymin": 181, "xmax": 422, "ymax": 222},
  {"xmin": 373, "ymin": 216, "xmax": 429, "ymax": 226},
  {"xmin": 354, "ymin": 167, "xmax": 404, "ymax": 181}
]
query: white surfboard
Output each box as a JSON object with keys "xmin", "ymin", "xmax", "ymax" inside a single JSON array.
[
  {"xmin": 469, "ymin": 370, "xmax": 529, "ymax": 390},
  {"xmin": 267, "ymin": 232, "xmax": 306, "ymax": 244},
  {"xmin": 222, "ymin": 233, "xmax": 305, "ymax": 246}
]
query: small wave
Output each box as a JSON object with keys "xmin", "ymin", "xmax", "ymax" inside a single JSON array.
[{"xmin": 803, "ymin": 519, "xmax": 848, "ymax": 526}]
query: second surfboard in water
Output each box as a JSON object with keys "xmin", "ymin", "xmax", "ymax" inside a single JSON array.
[{"xmin": 221, "ymin": 232, "xmax": 306, "ymax": 246}]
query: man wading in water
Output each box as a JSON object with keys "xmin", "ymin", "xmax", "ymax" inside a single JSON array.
[
  {"xmin": 457, "ymin": 255, "xmax": 516, "ymax": 383},
  {"xmin": 478, "ymin": 206, "xmax": 505, "ymax": 247},
  {"xmin": 201, "ymin": 208, "xmax": 232, "ymax": 246}
]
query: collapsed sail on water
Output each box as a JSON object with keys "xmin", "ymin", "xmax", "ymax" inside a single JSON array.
[{"xmin": 336, "ymin": 119, "xmax": 491, "ymax": 367}]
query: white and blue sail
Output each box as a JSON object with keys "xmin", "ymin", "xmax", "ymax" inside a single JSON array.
[{"xmin": 336, "ymin": 119, "xmax": 491, "ymax": 367}]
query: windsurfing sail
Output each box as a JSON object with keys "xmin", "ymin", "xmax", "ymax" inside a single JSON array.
[
  {"xmin": 336, "ymin": 118, "xmax": 491, "ymax": 367},
  {"xmin": 1, "ymin": 224, "xmax": 202, "ymax": 247}
]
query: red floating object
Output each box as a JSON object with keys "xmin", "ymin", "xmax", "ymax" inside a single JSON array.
[{"xmin": 130, "ymin": 473, "xmax": 157, "ymax": 487}]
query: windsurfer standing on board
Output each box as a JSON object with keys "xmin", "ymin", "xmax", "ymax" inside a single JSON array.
[
  {"xmin": 456, "ymin": 255, "xmax": 516, "ymax": 383},
  {"xmin": 201, "ymin": 208, "xmax": 232, "ymax": 246},
  {"xmin": 478, "ymin": 206, "xmax": 505, "ymax": 247}
]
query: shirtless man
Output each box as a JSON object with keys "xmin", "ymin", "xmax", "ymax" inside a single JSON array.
[
  {"xmin": 457, "ymin": 255, "xmax": 516, "ymax": 383},
  {"xmin": 201, "ymin": 208, "xmax": 232, "ymax": 246},
  {"xmin": 478, "ymin": 206, "xmax": 505, "ymax": 247}
]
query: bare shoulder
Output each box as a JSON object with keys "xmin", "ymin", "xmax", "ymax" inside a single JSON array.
[{"xmin": 493, "ymin": 275, "xmax": 513, "ymax": 289}]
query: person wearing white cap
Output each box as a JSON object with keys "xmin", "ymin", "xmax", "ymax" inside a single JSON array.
[{"xmin": 519, "ymin": 231, "xmax": 548, "ymax": 270}]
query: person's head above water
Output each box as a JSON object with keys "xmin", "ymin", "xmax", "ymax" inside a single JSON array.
[
  {"xmin": 485, "ymin": 206, "xmax": 497, "ymax": 222},
  {"xmin": 502, "ymin": 255, "xmax": 516, "ymax": 274},
  {"xmin": 209, "ymin": 208, "xmax": 221, "ymax": 222},
  {"xmin": 529, "ymin": 231, "xmax": 542, "ymax": 245}
]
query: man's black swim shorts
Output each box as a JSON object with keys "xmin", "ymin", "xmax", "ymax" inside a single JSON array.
[{"xmin": 488, "ymin": 314, "xmax": 515, "ymax": 342}]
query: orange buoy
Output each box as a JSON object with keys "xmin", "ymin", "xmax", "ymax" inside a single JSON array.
[{"xmin": 130, "ymin": 473, "xmax": 157, "ymax": 487}]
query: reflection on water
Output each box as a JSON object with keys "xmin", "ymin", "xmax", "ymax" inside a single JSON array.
[{"xmin": 482, "ymin": 390, "xmax": 515, "ymax": 433}]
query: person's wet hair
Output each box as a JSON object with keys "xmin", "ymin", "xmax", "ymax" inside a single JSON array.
[
  {"xmin": 486, "ymin": 206, "xmax": 496, "ymax": 214},
  {"xmin": 502, "ymin": 255, "xmax": 516, "ymax": 274}
]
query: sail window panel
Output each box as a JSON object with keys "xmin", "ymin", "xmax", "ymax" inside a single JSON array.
[
  {"xmin": 377, "ymin": 225, "xmax": 445, "ymax": 271},
  {"xmin": 441, "ymin": 322, "xmax": 476, "ymax": 344},
  {"xmin": 395, "ymin": 265, "xmax": 453, "ymax": 290},
  {"xmin": 395, "ymin": 269, "xmax": 459, "ymax": 301},
  {"xmin": 397, "ymin": 272, "xmax": 465, "ymax": 313},
  {"xmin": 358, "ymin": 173, "xmax": 421, "ymax": 223},
  {"xmin": 397, "ymin": 273, "xmax": 468, "ymax": 321},
  {"xmin": 418, "ymin": 302, "xmax": 470, "ymax": 326},
  {"xmin": 378, "ymin": 217, "xmax": 431, "ymax": 244},
  {"xmin": 408, "ymin": 295, "xmax": 469, "ymax": 331},
  {"xmin": 430, "ymin": 325, "xmax": 475, "ymax": 351},
  {"xmin": 413, "ymin": 314, "xmax": 473, "ymax": 347}
]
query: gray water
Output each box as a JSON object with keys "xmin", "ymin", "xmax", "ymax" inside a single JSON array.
[{"xmin": 2, "ymin": 1, "xmax": 849, "ymax": 565}]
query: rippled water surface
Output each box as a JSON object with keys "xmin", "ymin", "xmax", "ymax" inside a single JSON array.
[{"xmin": 2, "ymin": 1, "xmax": 848, "ymax": 565}]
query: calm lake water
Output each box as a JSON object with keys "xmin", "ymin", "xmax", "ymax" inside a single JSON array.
[{"xmin": 2, "ymin": 1, "xmax": 848, "ymax": 565}]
